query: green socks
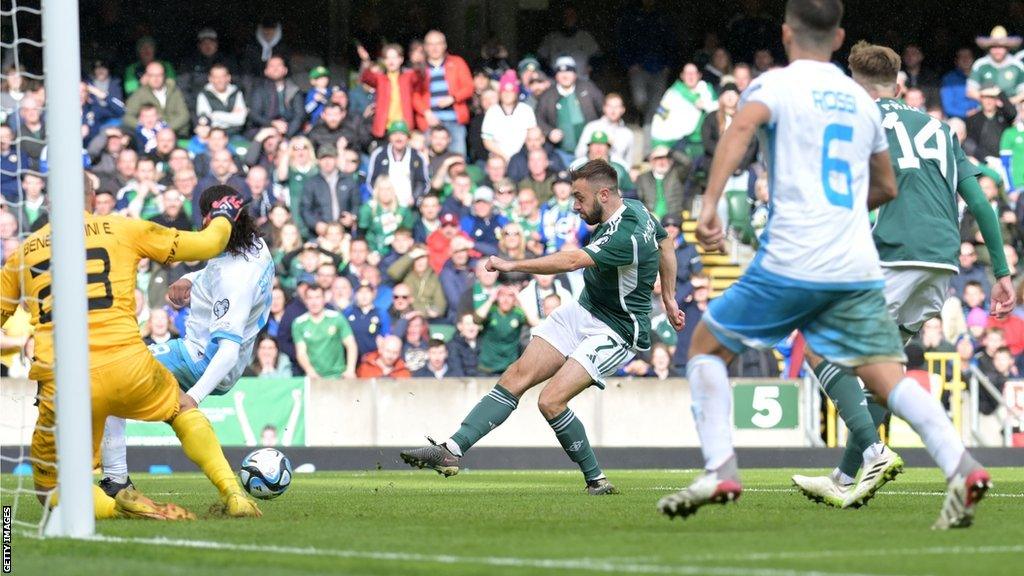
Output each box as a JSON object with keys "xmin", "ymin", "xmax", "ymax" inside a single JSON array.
[
  {"xmin": 449, "ymin": 385, "xmax": 519, "ymax": 454},
  {"xmin": 838, "ymin": 389, "xmax": 889, "ymax": 479},
  {"xmin": 813, "ymin": 361, "xmax": 882, "ymax": 479},
  {"xmin": 548, "ymin": 408, "xmax": 603, "ymax": 482}
]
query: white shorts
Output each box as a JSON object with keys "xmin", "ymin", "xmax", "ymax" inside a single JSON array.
[
  {"xmin": 531, "ymin": 300, "xmax": 636, "ymax": 388},
  {"xmin": 882, "ymin": 266, "xmax": 954, "ymax": 337}
]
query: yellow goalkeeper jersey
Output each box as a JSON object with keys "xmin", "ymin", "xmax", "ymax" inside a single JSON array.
[{"xmin": 0, "ymin": 214, "xmax": 230, "ymax": 373}]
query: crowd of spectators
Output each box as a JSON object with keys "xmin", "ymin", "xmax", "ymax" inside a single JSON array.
[{"xmin": 1, "ymin": 9, "xmax": 1024, "ymax": 424}]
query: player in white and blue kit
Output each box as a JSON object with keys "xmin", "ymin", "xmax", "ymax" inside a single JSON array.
[
  {"xmin": 99, "ymin": 185, "xmax": 275, "ymax": 496},
  {"xmin": 657, "ymin": 0, "xmax": 991, "ymax": 530}
]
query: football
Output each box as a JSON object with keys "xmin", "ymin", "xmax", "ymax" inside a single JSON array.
[{"xmin": 238, "ymin": 448, "xmax": 293, "ymax": 500}]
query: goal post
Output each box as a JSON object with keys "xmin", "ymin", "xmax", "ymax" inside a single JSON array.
[{"xmin": 41, "ymin": 0, "xmax": 94, "ymax": 538}]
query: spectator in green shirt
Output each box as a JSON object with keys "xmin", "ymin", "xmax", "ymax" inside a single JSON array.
[
  {"xmin": 359, "ymin": 175, "xmax": 415, "ymax": 256},
  {"xmin": 474, "ymin": 284, "xmax": 528, "ymax": 374},
  {"xmin": 292, "ymin": 285, "xmax": 358, "ymax": 380}
]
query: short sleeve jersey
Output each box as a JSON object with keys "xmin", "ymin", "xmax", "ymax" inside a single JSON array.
[
  {"xmin": 292, "ymin": 309, "xmax": 353, "ymax": 377},
  {"xmin": 999, "ymin": 124, "xmax": 1024, "ymax": 188},
  {"xmin": 740, "ymin": 60, "xmax": 888, "ymax": 288},
  {"xmin": 182, "ymin": 240, "xmax": 276, "ymax": 392},
  {"xmin": 1, "ymin": 214, "xmax": 222, "ymax": 372},
  {"xmin": 968, "ymin": 55, "xmax": 1024, "ymax": 97},
  {"xmin": 580, "ymin": 198, "xmax": 666, "ymax": 351},
  {"xmin": 872, "ymin": 98, "xmax": 980, "ymax": 270},
  {"xmin": 478, "ymin": 306, "xmax": 527, "ymax": 373}
]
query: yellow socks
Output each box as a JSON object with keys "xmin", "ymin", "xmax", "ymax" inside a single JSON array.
[{"xmin": 171, "ymin": 408, "xmax": 242, "ymax": 498}]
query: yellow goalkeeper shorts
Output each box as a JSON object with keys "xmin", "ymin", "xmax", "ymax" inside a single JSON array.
[{"xmin": 31, "ymin": 348, "xmax": 181, "ymax": 489}]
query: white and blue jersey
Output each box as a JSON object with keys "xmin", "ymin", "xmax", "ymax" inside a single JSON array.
[
  {"xmin": 151, "ymin": 239, "xmax": 275, "ymax": 394},
  {"xmin": 704, "ymin": 60, "xmax": 904, "ymax": 367},
  {"xmin": 743, "ymin": 60, "xmax": 888, "ymax": 289}
]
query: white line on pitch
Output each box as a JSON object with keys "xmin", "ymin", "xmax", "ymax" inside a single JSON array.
[
  {"xmin": 90, "ymin": 535, "xmax": 910, "ymax": 576},
  {"xmin": 682, "ymin": 544, "xmax": 1024, "ymax": 563},
  {"xmin": 648, "ymin": 487, "xmax": 1024, "ymax": 498}
]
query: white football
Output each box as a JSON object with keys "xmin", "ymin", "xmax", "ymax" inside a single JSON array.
[{"xmin": 238, "ymin": 447, "xmax": 293, "ymax": 500}]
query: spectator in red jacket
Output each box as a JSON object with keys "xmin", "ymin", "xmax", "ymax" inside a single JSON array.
[
  {"xmin": 356, "ymin": 335, "xmax": 412, "ymax": 378},
  {"xmin": 359, "ymin": 43, "xmax": 423, "ymax": 140},
  {"xmin": 415, "ymin": 30, "xmax": 473, "ymax": 157}
]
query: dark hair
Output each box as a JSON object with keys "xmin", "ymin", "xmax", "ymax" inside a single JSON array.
[
  {"xmin": 428, "ymin": 338, "xmax": 446, "ymax": 349},
  {"xmin": 964, "ymin": 280, "xmax": 983, "ymax": 290},
  {"xmin": 904, "ymin": 342, "xmax": 925, "ymax": 370},
  {"xmin": 199, "ymin": 184, "xmax": 261, "ymax": 257},
  {"xmin": 570, "ymin": 159, "xmax": 618, "ymax": 193},
  {"xmin": 786, "ymin": 0, "xmax": 843, "ymax": 47}
]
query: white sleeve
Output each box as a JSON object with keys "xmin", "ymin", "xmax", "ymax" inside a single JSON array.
[
  {"xmin": 870, "ymin": 106, "xmax": 889, "ymax": 154},
  {"xmin": 187, "ymin": 339, "xmax": 240, "ymax": 404},
  {"xmin": 740, "ymin": 76, "xmax": 778, "ymax": 124}
]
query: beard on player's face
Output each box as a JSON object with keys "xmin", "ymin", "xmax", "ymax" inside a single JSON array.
[{"xmin": 579, "ymin": 199, "xmax": 602, "ymax": 225}]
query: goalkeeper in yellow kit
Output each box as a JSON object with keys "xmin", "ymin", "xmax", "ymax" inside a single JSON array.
[{"xmin": 0, "ymin": 177, "xmax": 261, "ymax": 520}]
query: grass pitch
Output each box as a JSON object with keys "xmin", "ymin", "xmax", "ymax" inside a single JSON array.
[{"xmin": 4, "ymin": 468, "xmax": 1023, "ymax": 576}]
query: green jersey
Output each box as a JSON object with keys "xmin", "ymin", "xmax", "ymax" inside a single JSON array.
[
  {"xmin": 580, "ymin": 198, "xmax": 666, "ymax": 350},
  {"xmin": 999, "ymin": 123, "xmax": 1024, "ymax": 190},
  {"xmin": 873, "ymin": 99, "xmax": 979, "ymax": 271},
  {"xmin": 968, "ymin": 55, "xmax": 1024, "ymax": 98},
  {"xmin": 478, "ymin": 306, "xmax": 527, "ymax": 373},
  {"xmin": 292, "ymin": 309, "xmax": 353, "ymax": 378}
]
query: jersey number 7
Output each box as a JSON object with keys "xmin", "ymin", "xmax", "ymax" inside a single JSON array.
[{"xmin": 29, "ymin": 247, "xmax": 114, "ymax": 325}]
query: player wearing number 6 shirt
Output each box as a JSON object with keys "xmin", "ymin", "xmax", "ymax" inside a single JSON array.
[
  {"xmin": 657, "ymin": 0, "xmax": 992, "ymax": 530},
  {"xmin": 0, "ymin": 179, "xmax": 262, "ymax": 520},
  {"xmin": 794, "ymin": 41, "xmax": 1016, "ymax": 512},
  {"xmin": 99, "ymin": 189, "xmax": 275, "ymax": 497}
]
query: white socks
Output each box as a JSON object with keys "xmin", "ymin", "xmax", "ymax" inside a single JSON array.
[
  {"xmin": 886, "ymin": 378, "xmax": 965, "ymax": 478},
  {"xmin": 443, "ymin": 439, "xmax": 463, "ymax": 457},
  {"xmin": 688, "ymin": 355, "xmax": 735, "ymax": 472},
  {"xmin": 101, "ymin": 416, "xmax": 129, "ymax": 482}
]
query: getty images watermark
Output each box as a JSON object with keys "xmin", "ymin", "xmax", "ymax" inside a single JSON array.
[{"xmin": 3, "ymin": 505, "xmax": 11, "ymax": 573}]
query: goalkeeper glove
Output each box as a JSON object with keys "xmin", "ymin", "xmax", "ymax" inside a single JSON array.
[{"xmin": 208, "ymin": 194, "xmax": 246, "ymax": 222}]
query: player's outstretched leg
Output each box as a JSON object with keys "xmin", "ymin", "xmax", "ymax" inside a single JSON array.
[
  {"xmin": 659, "ymin": 338, "xmax": 742, "ymax": 520},
  {"xmin": 857, "ymin": 363, "xmax": 991, "ymax": 528},
  {"xmin": 401, "ymin": 338, "xmax": 563, "ymax": 476},
  {"xmin": 99, "ymin": 416, "xmax": 135, "ymax": 498},
  {"xmin": 170, "ymin": 406, "xmax": 262, "ymax": 518},
  {"xmin": 537, "ymin": 358, "xmax": 617, "ymax": 495},
  {"xmin": 794, "ymin": 357, "xmax": 901, "ymax": 508}
]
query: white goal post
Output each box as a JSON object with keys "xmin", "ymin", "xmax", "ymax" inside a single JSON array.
[{"xmin": 41, "ymin": 0, "xmax": 94, "ymax": 538}]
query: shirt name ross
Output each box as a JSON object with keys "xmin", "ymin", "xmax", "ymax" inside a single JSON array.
[{"xmin": 812, "ymin": 91, "xmax": 857, "ymax": 114}]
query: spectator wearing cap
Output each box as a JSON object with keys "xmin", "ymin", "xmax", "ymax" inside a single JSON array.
[
  {"xmin": 387, "ymin": 245, "xmax": 447, "ymax": 320},
  {"xmin": 359, "ymin": 43, "xmax": 424, "ymax": 141},
  {"xmin": 345, "ymin": 283, "xmax": 391, "ymax": 358},
  {"xmin": 366, "ymin": 120, "xmax": 430, "ymax": 208},
  {"xmin": 427, "ymin": 212, "xmax": 472, "ymax": 273},
  {"xmin": 80, "ymin": 80, "xmax": 125, "ymax": 147},
  {"xmin": 584, "ymin": 131, "xmax": 634, "ymax": 192},
  {"xmin": 195, "ymin": 63, "xmax": 248, "ymax": 137},
  {"xmin": 507, "ymin": 126, "xmax": 566, "ymax": 184},
  {"xmin": 968, "ymin": 26, "xmax": 1024, "ymax": 103},
  {"xmin": 301, "ymin": 144, "xmax": 360, "ymax": 239},
  {"xmin": 438, "ymin": 235, "xmax": 476, "ymax": 324},
  {"xmin": 358, "ymin": 175, "xmax": 414, "ymax": 256},
  {"xmin": 414, "ymin": 339, "xmax": 463, "ymax": 378},
  {"xmin": 516, "ymin": 56, "xmax": 542, "ymax": 107},
  {"xmin": 481, "ymin": 70, "xmax": 537, "ymax": 162},
  {"xmin": 535, "ymin": 56, "xmax": 604, "ymax": 167},
  {"xmin": 651, "ymin": 63, "xmax": 718, "ymax": 156},
  {"xmin": 123, "ymin": 36, "xmax": 177, "ymax": 96},
  {"xmin": 537, "ymin": 5, "xmax": 600, "ymax": 78},
  {"xmin": 637, "ymin": 146, "xmax": 692, "ymax": 220},
  {"xmin": 662, "ymin": 213, "xmax": 703, "ymax": 303},
  {"xmin": 539, "ymin": 170, "xmax": 588, "ymax": 254},
  {"xmin": 180, "ymin": 28, "xmax": 238, "ymax": 107},
  {"xmin": 415, "ymin": 30, "xmax": 474, "ymax": 157},
  {"xmin": 474, "ymin": 284, "xmax": 527, "ymax": 375},
  {"xmin": 247, "ymin": 55, "xmax": 305, "ymax": 138},
  {"xmin": 966, "ymin": 86, "xmax": 1016, "ymax": 160},
  {"xmin": 308, "ymin": 102, "xmax": 368, "ymax": 154},
  {"xmin": 123, "ymin": 61, "xmax": 190, "ymax": 138},
  {"xmin": 356, "ymin": 335, "xmax": 412, "ymax": 379},
  {"xmin": 303, "ymin": 66, "xmax": 337, "ymax": 126},
  {"xmin": 459, "ymin": 186, "xmax": 507, "ymax": 257},
  {"xmin": 87, "ymin": 60, "xmax": 124, "ymax": 106},
  {"xmin": 575, "ymin": 92, "xmax": 633, "ymax": 165},
  {"xmin": 241, "ymin": 19, "xmax": 290, "ymax": 80}
]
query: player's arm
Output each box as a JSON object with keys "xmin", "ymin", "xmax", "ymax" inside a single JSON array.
[
  {"xmin": 131, "ymin": 195, "xmax": 245, "ymax": 265},
  {"xmin": 866, "ymin": 151, "xmax": 898, "ymax": 210},
  {"xmin": 959, "ymin": 175, "xmax": 1015, "ymax": 317},
  {"xmin": 184, "ymin": 339, "xmax": 241, "ymax": 407},
  {"xmin": 1, "ymin": 254, "xmax": 22, "ymax": 327},
  {"xmin": 657, "ymin": 236, "xmax": 686, "ymax": 331},
  {"xmin": 485, "ymin": 249, "xmax": 595, "ymax": 276}
]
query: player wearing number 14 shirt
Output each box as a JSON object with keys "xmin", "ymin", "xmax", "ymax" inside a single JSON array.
[{"xmin": 657, "ymin": 0, "xmax": 992, "ymax": 530}]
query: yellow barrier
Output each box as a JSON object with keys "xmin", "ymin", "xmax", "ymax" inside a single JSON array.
[{"xmin": 823, "ymin": 352, "xmax": 963, "ymax": 447}]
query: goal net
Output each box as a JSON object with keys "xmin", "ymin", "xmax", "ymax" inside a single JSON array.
[{"xmin": 1, "ymin": 0, "xmax": 94, "ymax": 538}]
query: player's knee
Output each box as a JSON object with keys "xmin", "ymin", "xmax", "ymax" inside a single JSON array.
[
  {"xmin": 498, "ymin": 361, "xmax": 531, "ymax": 397},
  {"xmin": 688, "ymin": 321, "xmax": 732, "ymax": 364},
  {"xmin": 537, "ymin": 387, "xmax": 566, "ymax": 420}
]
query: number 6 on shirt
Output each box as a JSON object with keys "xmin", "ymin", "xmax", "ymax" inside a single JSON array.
[{"xmin": 821, "ymin": 123, "xmax": 854, "ymax": 209}]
